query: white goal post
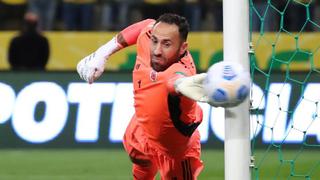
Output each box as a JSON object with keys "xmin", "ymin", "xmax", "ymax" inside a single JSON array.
[{"xmin": 223, "ymin": 0, "xmax": 251, "ymax": 180}]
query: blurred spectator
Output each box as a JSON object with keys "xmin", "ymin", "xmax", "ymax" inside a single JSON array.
[
  {"xmin": 27, "ymin": 0, "xmax": 58, "ymax": 30},
  {"xmin": 100, "ymin": 0, "xmax": 117, "ymax": 30},
  {"xmin": 0, "ymin": 0, "xmax": 27, "ymax": 30},
  {"xmin": 284, "ymin": 0, "xmax": 315, "ymax": 32},
  {"xmin": 313, "ymin": 1, "xmax": 320, "ymax": 31},
  {"xmin": 116, "ymin": 0, "xmax": 143, "ymax": 29},
  {"xmin": 141, "ymin": 0, "xmax": 181, "ymax": 20},
  {"xmin": 203, "ymin": 0, "xmax": 222, "ymax": 31},
  {"xmin": 100, "ymin": 0, "xmax": 142, "ymax": 30},
  {"xmin": 62, "ymin": 0, "xmax": 96, "ymax": 30},
  {"xmin": 183, "ymin": 0, "xmax": 202, "ymax": 31},
  {"xmin": 251, "ymin": 0, "xmax": 277, "ymax": 32},
  {"xmin": 8, "ymin": 12, "xmax": 49, "ymax": 70}
]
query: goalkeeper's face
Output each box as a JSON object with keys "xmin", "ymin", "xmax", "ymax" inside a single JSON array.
[{"xmin": 150, "ymin": 22, "xmax": 187, "ymax": 72}]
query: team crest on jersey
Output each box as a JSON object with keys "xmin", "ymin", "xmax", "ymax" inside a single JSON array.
[{"xmin": 150, "ymin": 70, "xmax": 158, "ymax": 82}]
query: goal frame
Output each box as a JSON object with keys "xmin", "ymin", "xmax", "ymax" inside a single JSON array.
[{"xmin": 223, "ymin": 0, "xmax": 251, "ymax": 179}]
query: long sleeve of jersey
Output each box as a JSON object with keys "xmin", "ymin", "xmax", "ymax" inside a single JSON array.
[{"xmin": 117, "ymin": 19, "xmax": 155, "ymax": 47}]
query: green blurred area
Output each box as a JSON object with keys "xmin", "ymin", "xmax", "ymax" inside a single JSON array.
[
  {"xmin": 0, "ymin": 149, "xmax": 223, "ymax": 180},
  {"xmin": 0, "ymin": 149, "xmax": 319, "ymax": 180}
]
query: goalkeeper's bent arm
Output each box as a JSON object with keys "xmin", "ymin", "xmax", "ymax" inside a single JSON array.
[{"xmin": 77, "ymin": 19, "xmax": 155, "ymax": 83}]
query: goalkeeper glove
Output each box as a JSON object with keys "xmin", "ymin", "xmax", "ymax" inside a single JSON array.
[
  {"xmin": 174, "ymin": 73, "xmax": 212, "ymax": 104},
  {"xmin": 77, "ymin": 37, "xmax": 121, "ymax": 84}
]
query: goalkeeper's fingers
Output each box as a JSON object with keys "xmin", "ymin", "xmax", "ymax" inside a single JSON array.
[
  {"xmin": 87, "ymin": 69, "xmax": 95, "ymax": 84},
  {"xmin": 191, "ymin": 73, "xmax": 207, "ymax": 84},
  {"xmin": 88, "ymin": 68, "xmax": 103, "ymax": 84},
  {"xmin": 174, "ymin": 73, "xmax": 208, "ymax": 102},
  {"xmin": 77, "ymin": 60, "xmax": 85, "ymax": 80},
  {"xmin": 174, "ymin": 73, "xmax": 207, "ymax": 89}
]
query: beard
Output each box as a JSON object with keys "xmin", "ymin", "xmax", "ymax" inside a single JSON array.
[
  {"xmin": 150, "ymin": 54, "xmax": 180, "ymax": 72},
  {"xmin": 151, "ymin": 57, "xmax": 166, "ymax": 72}
]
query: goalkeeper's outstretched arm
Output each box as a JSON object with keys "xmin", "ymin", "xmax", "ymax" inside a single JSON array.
[
  {"xmin": 77, "ymin": 19, "xmax": 155, "ymax": 83},
  {"xmin": 172, "ymin": 73, "xmax": 212, "ymax": 105}
]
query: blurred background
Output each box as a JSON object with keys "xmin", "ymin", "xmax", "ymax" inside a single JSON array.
[
  {"xmin": 0, "ymin": 0, "xmax": 320, "ymax": 179},
  {"xmin": 0, "ymin": 0, "xmax": 223, "ymax": 32},
  {"xmin": 1, "ymin": 0, "xmax": 320, "ymax": 71}
]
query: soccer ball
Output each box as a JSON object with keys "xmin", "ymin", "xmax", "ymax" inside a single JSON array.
[{"xmin": 203, "ymin": 61, "xmax": 250, "ymax": 107}]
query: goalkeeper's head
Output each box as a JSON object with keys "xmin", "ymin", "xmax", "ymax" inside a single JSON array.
[
  {"xmin": 150, "ymin": 13, "xmax": 190, "ymax": 72},
  {"xmin": 155, "ymin": 13, "xmax": 190, "ymax": 41}
]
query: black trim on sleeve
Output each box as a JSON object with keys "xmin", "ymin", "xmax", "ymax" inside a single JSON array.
[{"xmin": 167, "ymin": 95, "xmax": 200, "ymax": 137}]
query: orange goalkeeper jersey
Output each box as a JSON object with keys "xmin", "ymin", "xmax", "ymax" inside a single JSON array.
[{"xmin": 131, "ymin": 21, "xmax": 203, "ymax": 156}]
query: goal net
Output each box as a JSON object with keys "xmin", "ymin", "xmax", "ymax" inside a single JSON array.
[{"xmin": 250, "ymin": 0, "xmax": 320, "ymax": 179}]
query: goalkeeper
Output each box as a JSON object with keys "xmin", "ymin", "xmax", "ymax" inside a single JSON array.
[{"xmin": 77, "ymin": 13, "xmax": 210, "ymax": 179}]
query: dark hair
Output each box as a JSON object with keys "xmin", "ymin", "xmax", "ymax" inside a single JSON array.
[{"xmin": 155, "ymin": 13, "xmax": 190, "ymax": 41}]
